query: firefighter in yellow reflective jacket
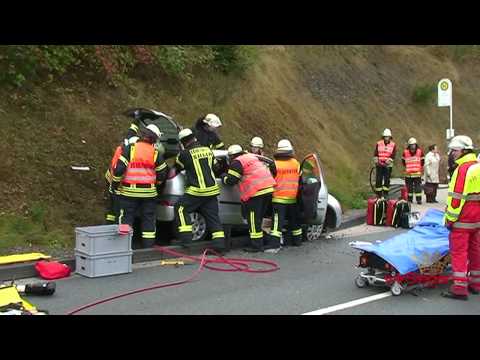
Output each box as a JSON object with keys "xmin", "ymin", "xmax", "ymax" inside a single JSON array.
[
  {"xmin": 112, "ymin": 125, "xmax": 168, "ymax": 248},
  {"xmin": 174, "ymin": 128, "xmax": 225, "ymax": 249},
  {"xmin": 442, "ymin": 135, "xmax": 480, "ymax": 300}
]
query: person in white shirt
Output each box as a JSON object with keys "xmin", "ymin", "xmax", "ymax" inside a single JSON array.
[{"xmin": 424, "ymin": 144, "xmax": 441, "ymax": 203}]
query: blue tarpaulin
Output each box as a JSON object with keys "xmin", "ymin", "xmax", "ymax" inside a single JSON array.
[{"xmin": 351, "ymin": 209, "xmax": 450, "ymax": 275}]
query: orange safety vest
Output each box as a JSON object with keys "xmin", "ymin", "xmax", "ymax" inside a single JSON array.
[
  {"xmin": 273, "ymin": 158, "xmax": 301, "ymax": 204},
  {"xmin": 377, "ymin": 140, "xmax": 395, "ymax": 164},
  {"xmin": 403, "ymin": 148, "xmax": 423, "ymax": 176},
  {"xmin": 237, "ymin": 153, "xmax": 276, "ymax": 202},
  {"xmin": 122, "ymin": 142, "xmax": 157, "ymax": 185},
  {"xmin": 105, "ymin": 145, "xmax": 123, "ymax": 184}
]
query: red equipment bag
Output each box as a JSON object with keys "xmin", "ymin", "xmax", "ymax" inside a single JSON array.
[
  {"xmin": 386, "ymin": 199, "xmax": 398, "ymax": 226},
  {"xmin": 400, "ymin": 186, "xmax": 408, "ymax": 201},
  {"xmin": 367, "ymin": 198, "xmax": 387, "ymax": 226},
  {"xmin": 366, "ymin": 198, "xmax": 377, "ymax": 225},
  {"xmin": 35, "ymin": 261, "xmax": 71, "ymax": 280}
]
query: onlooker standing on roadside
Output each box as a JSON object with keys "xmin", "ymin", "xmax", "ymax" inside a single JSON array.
[{"xmin": 424, "ymin": 144, "xmax": 441, "ymax": 203}]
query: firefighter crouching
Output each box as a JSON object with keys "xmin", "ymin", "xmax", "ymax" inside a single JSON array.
[
  {"xmin": 373, "ymin": 128, "xmax": 396, "ymax": 198},
  {"xmin": 270, "ymin": 139, "xmax": 303, "ymax": 248},
  {"xmin": 174, "ymin": 128, "xmax": 225, "ymax": 249},
  {"xmin": 442, "ymin": 135, "xmax": 480, "ymax": 301},
  {"xmin": 402, "ymin": 137, "xmax": 425, "ymax": 204},
  {"xmin": 111, "ymin": 124, "xmax": 168, "ymax": 248},
  {"xmin": 104, "ymin": 136, "xmax": 139, "ymax": 224},
  {"xmin": 223, "ymin": 144, "xmax": 276, "ymax": 252}
]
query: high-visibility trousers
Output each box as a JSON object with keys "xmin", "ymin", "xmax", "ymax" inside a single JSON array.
[{"xmin": 449, "ymin": 229, "xmax": 480, "ymax": 295}]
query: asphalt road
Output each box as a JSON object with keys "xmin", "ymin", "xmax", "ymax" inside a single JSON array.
[{"xmin": 23, "ymin": 229, "xmax": 480, "ymax": 315}]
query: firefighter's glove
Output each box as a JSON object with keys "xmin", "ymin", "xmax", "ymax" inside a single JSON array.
[
  {"xmin": 373, "ymin": 157, "xmax": 379, "ymax": 165},
  {"xmin": 386, "ymin": 158, "xmax": 393, "ymax": 165}
]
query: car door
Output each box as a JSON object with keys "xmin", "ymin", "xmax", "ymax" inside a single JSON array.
[{"xmin": 299, "ymin": 153, "xmax": 322, "ymax": 222}]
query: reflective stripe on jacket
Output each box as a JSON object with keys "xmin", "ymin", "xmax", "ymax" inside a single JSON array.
[
  {"xmin": 445, "ymin": 153, "xmax": 480, "ymax": 228},
  {"xmin": 376, "ymin": 140, "xmax": 395, "ymax": 166},
  {"xmin": 273, "ymin": 158, "xmax": 301, "ymax": 204},
  {"xmin": 120, "ymin": 142, "xmax": 158, "ymax": 197},
  {"xmin": 105, "ymin": 145, "xmax": 124, "ymax": 185},
  {"xmin": 403, "ymin": 148, "xmax": 423, "ymax": 176},
  {"xmin": 237, "ymin": 153, "xmax": 276, "ymax": 202}
]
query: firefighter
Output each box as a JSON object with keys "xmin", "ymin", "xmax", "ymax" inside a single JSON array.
[
  {"xmin": 223, "ymin": 144, "xmax": 276, "ymax": 252},
  {"xmin": 373, "ymin": 128, "xmax": 396, "ymax": 198},
  {"xmin": 112, "ymin": 124, "xmax": 168, "ymax": 248},
  {"xmin": 191, "ymin": 113, "xmax": 225, "ymax": 150},
  {"xmin": 442, "ymin": 135, "xmax": 480, "ymax": 300},
  {"xmin": 174, "ymin": 128, "xmax": 225, "ymax": 249},
  {"xmin": 104, "ymin": 136, "xmax": 139, "ymax": 224},
  {"xmin": 402, "ymin": 137, "xmax": 425, "ymax": 204},
  {"xmin": 269, "ymin": 139, "xmax": 303, "ymax": 248},
  {"xmin": 250, "ymin": 137, "xmax": 265, "ymax": 156}
]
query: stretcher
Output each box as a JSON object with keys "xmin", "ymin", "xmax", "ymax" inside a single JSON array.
[{"xmin": 350, "ymin": 209, "xmax": 452, "ymax": 296}]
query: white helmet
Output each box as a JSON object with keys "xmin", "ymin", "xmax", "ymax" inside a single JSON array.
[
  {"xmin": 250, "ymin": 137, "xmax": 264, "ymax": 148},
  {"xmin": 408, "ymin": 137, "xmax": 417, "ymax": 145},
  {"xmin": 382, "ymin": 128, "xmax": 392, "ymax": 137},
  {"xmin": 203, "ymin": 113, "xmax": 222, "ymax": 128},
  {"xmin": 178, "ymin": 128, "xmax": 194, "ymax": 141},
  {"xmin": 277, "ymin": 139, "xmax": 293, "ymax": 153},
  {"xmin": 228, "ymin": 144, "xmax": 243, "ymax": 156},
  {"xmin": 448, "ymin": 135, "xmax": 474, "ymax": 150},
  {"xmin": 146, "ymin": 124, "xmax": 162, "ymax": 139}
]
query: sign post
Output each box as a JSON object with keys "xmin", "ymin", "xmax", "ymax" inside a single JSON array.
[
  {"xmin": 438, "ymin": 78, "xmax": 453, "ymax": 182},
  {"xmin": 438, "ymin": 78, "xmax": 453, "ymax": 139}
]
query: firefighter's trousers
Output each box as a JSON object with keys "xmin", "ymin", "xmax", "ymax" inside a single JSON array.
[
  {"xmin": 243, "ymin": 193, "xmax": 272, "ymax": 251},
  {"xmin": 175, "ymin": 194, "xmax": 225, "ymax": 247},
  {"xmin": 119, "ymin": 196, "xmax": 157, "ymax": 247},
  {"xmin": 449, "ymin": 229, "xmax": 480, "ymax": 296},
  {"xmin": 270, "ymin": 202, "xmax": 303, "ymax": 247},
  {"xmin": 375, "ymin": 165, "xmax": 392, "ymax": 197},
  {"xmin": 405, "ymin": 176, "xmax": 422, "ymax": 203}
]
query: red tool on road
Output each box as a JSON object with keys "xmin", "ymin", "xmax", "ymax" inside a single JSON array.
[{"xmin": 65, "ymin": 246, "xmax": 280, "ymax": 315}]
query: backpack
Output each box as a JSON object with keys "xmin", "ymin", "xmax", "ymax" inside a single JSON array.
[
  {"xmin": 373, "ymin": 198, "xmax": 387, "ymax": 226},
  {"xmin": 392, "ymin": 200, "xmax": 410, "ymax": 228}
]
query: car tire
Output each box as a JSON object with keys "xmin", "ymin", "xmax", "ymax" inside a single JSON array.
[
  {"xmin": 191, "ymin": 212, "xmax": 208, "ymax": 242},
  {"xmin": 305, "ymin": 224, "xmax": 324, "ymax": 241}
]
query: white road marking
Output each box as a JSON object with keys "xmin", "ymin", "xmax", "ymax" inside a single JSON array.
[{"xmin": 302, "ymin": 291, "xmax": 392, "ymax": 315}]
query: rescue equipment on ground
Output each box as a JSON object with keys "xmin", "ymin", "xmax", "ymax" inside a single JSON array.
[
  {"xmin": 0, "ymin": 253, "xmax": 51, "ymax": 266},
  {"xmin": 35, "ymin": 261, "xmax": 71, "ymax": 280},
  {"xmin": 65, "ymin": 246, "xmax": 279, "ymax": 315},
  {"xmin": 352, "ymin": 209, "xmax": 452, "ymax": 296},
  {"xmin": 0, "ymin": 285, "xmax": 48, "ymax": 315}
]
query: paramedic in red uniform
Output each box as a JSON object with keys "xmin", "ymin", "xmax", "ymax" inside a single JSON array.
[{"xmin": 442, "ymin": 135, "xmax": 480, "ymax": 300}]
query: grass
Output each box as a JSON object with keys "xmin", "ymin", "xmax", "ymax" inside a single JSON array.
[
  {"xmin": 3, "ymin": 45, "xmax": 480, "ymax": 255},
  {"xmin": 0, "ymin": 211, "xmax": 72, "ymax": 256}
]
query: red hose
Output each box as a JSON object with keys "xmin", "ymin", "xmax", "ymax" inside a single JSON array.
[{"xmin": 65, "ymin": 246, "xmax": 279, "ymax": 315}]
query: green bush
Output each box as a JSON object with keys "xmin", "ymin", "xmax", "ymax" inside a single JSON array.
[
  {"xmin": 0, "ymin": 45, "xmax": 257, "ymax": 87},
  {"xmin": 412, "ymin": 84, "xmax": 436, "ymax": 105}
]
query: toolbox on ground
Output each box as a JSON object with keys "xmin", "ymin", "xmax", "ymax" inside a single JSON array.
[
  {"xmin": 75, "ymin": 225, "xmax": 132, "ymax": 256},
  {"xmin": 75, "ymin": 251, "xmax": 133, "ymax": 278}
]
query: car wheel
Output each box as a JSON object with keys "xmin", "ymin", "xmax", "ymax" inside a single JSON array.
[
  {"xmin": 306, "ymin": 224, "xmax": 324, "ymax": 241},
  {"xmin": 191, "ymin": 212, "xmax": 207, "ymax": 242}
]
